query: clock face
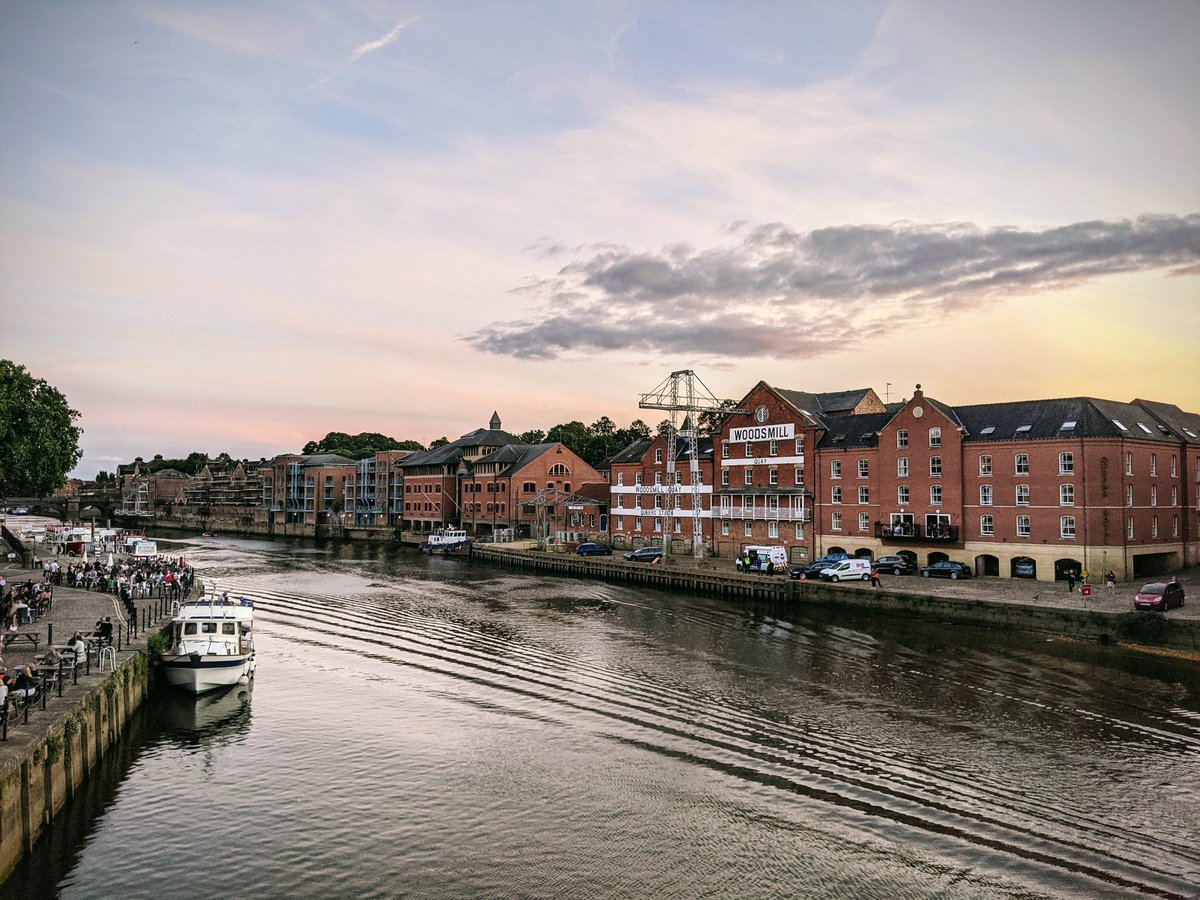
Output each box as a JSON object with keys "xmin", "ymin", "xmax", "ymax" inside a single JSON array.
[
  {"xmin": 912, "ymin": 405, "xmax": 925, "ymax": 419},
  {"xmin": 754, "ymin": 405, "xmax": 769, "ymax": 423}
]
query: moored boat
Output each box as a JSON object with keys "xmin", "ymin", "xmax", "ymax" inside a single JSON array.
[
  {"xmin": 419, "ymin": 526, "xmax": 471, "ymax": 556},
  {"xmin": 160, "ymin": 594, "xmax": 256, "ymax": 694}
]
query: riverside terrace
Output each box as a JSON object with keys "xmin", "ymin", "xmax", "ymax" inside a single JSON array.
[{"xmin": 0, "ymin": 565, "xmax": 169, "ymax": 753}]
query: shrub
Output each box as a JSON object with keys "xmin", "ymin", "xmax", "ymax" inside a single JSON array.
[{"xmin": 1114, "ymin": 611, "xmax": 1172, "ymax": 644}]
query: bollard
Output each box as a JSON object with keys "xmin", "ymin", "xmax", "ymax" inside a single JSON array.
[
  {"xmin": 86, "ymin": 647, "xmax": 91, "ymax": 675},
  {"xmin": 58, "ymin": 660, "xmax": 65, "ymax": 696},
  {"xmin": 47, "ymin": 623, "xmax": 54, "ymax": 647},
  {"xmin": 2, "ymin": 698, "xmax": 8, "ymax": 741},
  {"xmin": 117, "ymin": 625, "xmax": 123, "ymax": 651},
  {"xmin": 41, "ymin": 671, "xmax": 49, "ymax": 709}
]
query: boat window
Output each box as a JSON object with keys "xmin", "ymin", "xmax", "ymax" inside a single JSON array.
[
  {"xmin": 223, "ymin": 623, "xmax": 236, "ymax": 634},
  {"xmin": 184, "ymin": 623, "xmax": 198, "ymax": 635},
  {"xmin": 202, "ymin": 622, "xmax": 218, "ymax": 633}
]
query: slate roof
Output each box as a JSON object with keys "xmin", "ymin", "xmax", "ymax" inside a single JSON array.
[
  {"xmin": 475, "ymin": 443, "xmax": 556, "ymax": 477},
  {"xmin": 398, "ymin": 426, "xmax": 526, "ymax": 469},
  {"xmin": 609, "ymin": 439, "xmax": 653, "ymax": 465},
  {"xmin": 301, "ymin": 453, "xmax": 355, "ymax": 467},
  {"xmin": 813, "ymin": 411, "xmax": 896, "ymax": 450},
  {"xmin": 772, "ymin": 386, "xmax": 879, "ymax": 428},
  {"xmin": 955, "ymin": 398, "xmax": 1182, "ymax": 444},
  {"xmin": 1133, "ymin": 399, "xmax": 1200, "ymax": 444}
]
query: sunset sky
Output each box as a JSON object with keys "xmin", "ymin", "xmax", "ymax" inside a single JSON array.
[{"xmin": 2, "ymin": 1, "xmax": 1197, "ymax": 478}]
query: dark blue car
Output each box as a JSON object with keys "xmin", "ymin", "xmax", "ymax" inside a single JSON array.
[
  {"xmin": 623, "ymin": 546, "xmax": 663, "ymax": 563},
  {"xmin": 575, "ymin": 542, "xmax": 613, "ymax": 556}
]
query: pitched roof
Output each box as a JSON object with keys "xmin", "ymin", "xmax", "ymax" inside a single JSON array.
[
  {"xmin": 1131, "ymin": 399, "xmax": 1200, "ymax": 444},
  {"xmin": 955, "ymin": 397, "xmax": 1181, "ymax": 443},
  {"xmin": 399, "ymin": 424, "xmax": 526, "ymax": 469},
  {"xmin": 609, "ymin": 439, "xmax": 653, "ymax": 465},
  {"xmin": 813, "ymin": 411, "xmax": 896, "ymax": 450}
]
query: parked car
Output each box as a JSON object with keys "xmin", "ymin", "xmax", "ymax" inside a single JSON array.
[
  {"xmin": 1013, "ymin": 560, "xmax": 1036, "ymax": 579},
  {"xmin": 623, "ymin": 546, "xmax": 663, "ymax": 563},
  {"xmin": 789, "ymin": 557, "xmax": 843, "ymax": 580},
  {"xmin": 875, "ymin": 555, "xmax": 914, "ymax": 576},
  {"xmin": 921, "ymin": 561, "xmax": 972, "ymax": 580},
  {"xmin": 575, "ymin": 542, "xmax": 613, "ymax": 556},
  {"xmin": 1134, "ymin": 581, "xmax": 1185, "ymax": 611}
]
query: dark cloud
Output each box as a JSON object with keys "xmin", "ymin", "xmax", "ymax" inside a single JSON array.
[{"xmin": 466, "ymin": 214, "xmax": 1200, "ymax": 360}]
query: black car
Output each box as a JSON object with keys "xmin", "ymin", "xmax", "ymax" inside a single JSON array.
[
  {"xmin": 575, "ymin": 542, "xmax": 613, "ymax": 556},
  {"xmin": 623, "ymin": 546, "xmax": 663, "ymax": 563},
  {"xmin": 875, "ymin": 555, "xmax": 914, "ymax": 575},
  {"xmin": 789, "ymin": 560, "xmax": 834, "ymax": 580},
  {"xmin": 920, "ymin": 561, "xmax": 972, "ymax": 580}
]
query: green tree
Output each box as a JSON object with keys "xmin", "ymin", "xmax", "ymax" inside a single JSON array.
[
  {"xmin": 302, "ymin": 431, "xmax": 424, "ymax": 459},
  {"xmin": 0, "ymin": 360, "xmax": 83, "ymax": 497},
  {"xmin": 518, "ymin": 428, "xmax": 547, "ymax": 444}
]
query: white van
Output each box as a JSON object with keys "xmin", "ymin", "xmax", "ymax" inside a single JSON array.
[
  {"xmin": 736, "ymin": 545, "xmax": 789, "ymax": 573},
  {"xmin": 819, "ymin": 558, "xmax": 872, "ymax": 582}
]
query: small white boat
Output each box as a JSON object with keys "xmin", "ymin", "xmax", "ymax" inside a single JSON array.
[
  {"xmin": 160, "ymin": 594, "xmax": 256, "ymax": 694},
  {"xmin": 419, "ymin": 526, "xmax": 471, "ymax": 556}
]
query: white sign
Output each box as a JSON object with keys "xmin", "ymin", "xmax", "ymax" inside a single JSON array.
[{"xmin": 730, "ymin": 423, "xmax": 795, "ymax": 443}]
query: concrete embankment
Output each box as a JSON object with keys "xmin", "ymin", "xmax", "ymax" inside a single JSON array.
[
  {"xmin": 0, "ymin": 569, "xmax": 172, "ymax": 883},
  {"xmin": 470, "ymin": 547, "xmax": 1200, "ymax": 654}
]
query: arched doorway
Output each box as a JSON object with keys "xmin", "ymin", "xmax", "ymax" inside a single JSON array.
[
  {"xmin": 827, "ymin": 546, "xmax": 848, "ymax": 557},
  {"xmin": 927, "ymin": 550, "xmax": 949, "ymax": 565},
  {"xmin": 853, "ymin": 548, "xmax": 874, "ymax": 559},
  {"xmin": 975, "ymin": 554, "xmax": 999, "ymax": 577},
  {"xmin": 1054, "ymin": 558, "xmax": 1082, "ymax": 582}
]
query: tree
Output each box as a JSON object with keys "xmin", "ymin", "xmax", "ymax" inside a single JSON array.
[
  {"xmin": 0, "ymin": 360, "xmax": 83, "ymax": 498},
  {"xmin": 302, "ymin": 431, "xmax": 424, "ymax": 460},
  {"xmin": 518, "ymin": 428, "xmax": 547, "ymax": 444}
]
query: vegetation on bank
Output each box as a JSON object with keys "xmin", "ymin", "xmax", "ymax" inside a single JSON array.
[{"xmin": 0, "ymin": 359, "xmax": 83, "ymax": 498}]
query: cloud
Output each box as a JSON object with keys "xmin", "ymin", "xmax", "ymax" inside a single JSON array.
[
  {"xmin": 466, "ymin": 214, "xmax": 1200, "ymax": 360},
  {"xmin": 312, "ymin": 13, "xmax": 429, "ymax": 87}
]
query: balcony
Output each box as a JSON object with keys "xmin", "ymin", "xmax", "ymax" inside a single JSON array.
[
  {"xmin": 717, "ymin": 506, "xmax": 810, "ymax": 522},
  {"xmin": 875, "ymin": 522, "xmax": 959, "ymax": 543}
]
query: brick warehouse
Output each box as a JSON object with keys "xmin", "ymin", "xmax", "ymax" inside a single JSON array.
[{"xmin": 610, "ymin": 383, "xmax": 1199, "ymax": 582}]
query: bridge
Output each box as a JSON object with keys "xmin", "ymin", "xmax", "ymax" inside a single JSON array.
[{"xmin": 4, "ymin": 496, "xmax": 120, "ymax": 522}]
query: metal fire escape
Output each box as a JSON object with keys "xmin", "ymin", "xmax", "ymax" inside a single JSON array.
[{"xmin": 639, "ymin": 369, "xmax": 745, "ymax": 557}]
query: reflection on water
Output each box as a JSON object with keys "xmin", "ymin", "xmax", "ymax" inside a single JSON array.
[{"xmin": 4, "ymin": 535, "xmax": 1199, "ymax": 899}]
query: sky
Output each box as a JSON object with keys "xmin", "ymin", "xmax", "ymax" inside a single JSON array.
[{"xmin": 1, "ymin": 0, "xmax": 1197, "ymax": 479}]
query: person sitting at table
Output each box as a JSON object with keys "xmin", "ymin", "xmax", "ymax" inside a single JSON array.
[
  {"xmin": 11, "ymin": 665, "xmax": 38, "ymax": 702},
  {"xmin": 67, "ymin": 632, "xmax": 89, "ymax": 664},
  {"xmin": 39, "ymin": 645, "xmax": 63, "ymax": 667},
  {"xmin": 92, "ymin": 617, "xmax": 114, "ymax": 645}
]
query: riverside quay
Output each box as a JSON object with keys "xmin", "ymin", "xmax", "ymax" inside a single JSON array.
[{"xmin": 42, "ymin": 383, "xmax": 1200, "ymax": 584}]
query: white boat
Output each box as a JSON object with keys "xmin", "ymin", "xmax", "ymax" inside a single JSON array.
[
  {"xmin": 419, "ymin": 526, "xmax": 471, "ymax": 555},
  {"xmin": 160, "ymin": 594, "xmax": 256, "ymax": 694}
]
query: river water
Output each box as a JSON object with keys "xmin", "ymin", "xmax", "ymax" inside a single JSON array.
[{"xmin": 4, "ymin": 536, "xmax": 1199, "ymax": 898}]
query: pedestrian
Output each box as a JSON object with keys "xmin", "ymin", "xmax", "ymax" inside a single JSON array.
[
  {"xmin": 1066, "ymin": 569, "xmax": 1075, "ymax": 592},
  {"xmin": 869, "ymin": 564, "xmax": 881, "ymax": 589},
  {"xmin": 1105, "ymin": 571, "xmax": 1116, "ymax": 592}
]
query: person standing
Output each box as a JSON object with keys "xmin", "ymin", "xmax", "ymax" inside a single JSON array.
[
  {"xmin": 1105, "ymin": 571, "xmax": 1116, "ymax": 592},
  {"xmin": 1066, "ymin": 569, "xmax": 1076, "ymax": 592},
  {"xmin": 869, "ymin": 563, "xmax": 881, "ymax": 589}
]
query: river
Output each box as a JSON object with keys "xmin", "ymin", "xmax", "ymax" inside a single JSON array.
[{"xmin": 3, "ymin": 535, "xmax": 1199, "ymax": 898}]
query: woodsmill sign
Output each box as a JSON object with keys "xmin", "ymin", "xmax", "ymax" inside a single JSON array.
[{"xmin": 729, "ymin": 423, "xmax": 795, "ymax": 443}]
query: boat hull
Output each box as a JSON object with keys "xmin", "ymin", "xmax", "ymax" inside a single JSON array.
[
  {"xmin": 161, "ymin": 653, "xmax": 255, "ymax": 694},
  {"xmin": 420, "ymin": 541, "xmax": 471, "ymax": 556}
]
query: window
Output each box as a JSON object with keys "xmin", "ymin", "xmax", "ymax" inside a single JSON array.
[
  {"xmin": 616, "ymin": 516, "xmax": 624, "ymax": 530},
  {"xmin": 794, "ymin": 467, "xmax": 804, "ymax": 485},
  {"xmin": 523, "ymin": 481, "xmax": 536, "ymax": 492},
  {"xmin": 858, "ymin": 486, "xmax": 869, "ymax": 504},
  {"xmin": 897, "ymin": 429, "xmax": 909, "ymax": 449},
  {"xmin": 654, "ymin": 517, "xmax": 662, "ymax": 533},
  {"xmin": 744, "ymin": 468, "xmax": 753, "ymax": 486},
  {"xmin": 897, "ymin": 457, "xmax": 909, "ymax": 477},
  {"xmin": 1173, "ymin": 515, "xmax": 1179, "ymax": 536},
  {"xmin": 1152, "ymin": 516, "xmax": 1158, "ymax": 538},
  {"xmin": 831, "ymin": 460, "xmax": 842, "ymax": 478},
  {"xmin": 768, "ymin": 521, "xmax": 779, "ymax": 538},
  {"xmin": 769, "ymin": 467, "xmax": 778, "ymax": 485},
  {"xmin": 1171, "ymin": 486, "xmax": 1178, "ymax": 506},
  {"xmin": 721, "ymin": 520, "xmax": 730, "ymax": 536},
  {"xmin": 1126, "ymin": 484, "xmax": 1133, "ymax": 506},
  {"xmin": 674, "ymin": 471, "xmax": 682, "ymax": 486},
  {"xmin": 654, "ymin": 472, "xmax": 662, "ymax": 485},
  {"xmin": 616, "ymin": 473, "xmax": 624, "ymax": 486},
  {"xmin": 858, "ymin": 459, "xmax": 869, "ymax": 477},
  {"xmin": 1016, "ymin": 484, "xmax": 1030, "ymax": 505},
  {"xmin": 769, "ymin": 440, "xmax": 778, "ymax": 457},
  {"xmin": 979, "ymin": 455, "xmax": 992, "ymax": 476},
  {"xmin": 675, "ymin": 517, "xmax": 683, "ymax": 534},
  {"xmin": 831, "ymin": 511, "xmax": 843, "ymax": 530},
  {"xmin": 898, "ymin": 485, "xmax": 910, "ymax": 505},
  {"xmin": 635, "ymin": 516, "xmax": 642, "ymax": 532},
  {"xmin": 1059, "ymin": 452, "xmax": 1074, "ymax": 474},
  {"xmin": 930, "ymin": 485, "xmax": 942, "ymax": 505},
  {"xmin": 980, "ymin": 485, "xmax": 993, "ymax": 506},
  {"xmin": 1060, "ymin": 484, "xmax": 1074, "ymax": 506},
  {"xmin": 1125, "ymin": 452, "xmax": 1133, "ymax": 475},
  {"xmin": 1151, "ymin": 453, "xmax": 1157, "ymax": 476},
  {"xmin": 1061, "ymin": 516, "xmax": 1076, "ymax": 539},
  {"xmin": 831, "ymin": 486, "xmax": 842, "ymax": 504},
  {"xmin": 655, "ymin": 448, "xmax": 663, "ymax": 464},
  {"xmin": 1015, "ymin": 453, "xmax": 1029, "ymax": 475},
  {"xmin": 745, "ymin": 442, "xmax": 753, "ymax": 457},
  {"xmin": 744, "ymin": 521, "xmax": 753, "ymax": 537},
  {"xmin": 722, "ymin": 442, "xmax": 729, "ymax": 459},
  {"xmin": 858, "ymin": 513, "xmax": 870, "ymax": 532},
  {"xmin": 654, "ymin": 495, "xmax": 663, "ymax": 509},
  {"xmin": 794, "ymin": 522, "xmax": 805, "ymax": 540},
  {"xmin": 617, "ymin": 495, "xmax": 625, "ymax": 508},
  {"xmin": 635, "ymin": 495, "xmax": 642, "ymax": 509},
  {"xmin": 721, "ymin": 469, "xmax": 730, "ymax": 486},
  {"xmin": 928, "ymin": 427, "xmax": 941, "ymax": 448},
  {"xmin": 1151, "ymin": 485, "xmax": 1157, "ymax": 507},
  {"xmin": 1017, "ymin": 515, "xmax": 1031, "ymax": 537},
  {"xmin": 1127, "ymin": 517, "xmax": 1134, "ymax": 539},
  {"xmin": 980, "ymin": 514, "xmax": 994, "ymax": 535},
  {"xmin": 929, "ymin": 456, "xmax": 942, "ymax": 477},
  {"xmin": 1171, "ymin": 454, "xmax": 1177, "ymax": 476},
  {"xmin": 635, "ymin": 472, "xmax": 643, "ymax": 486}
]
